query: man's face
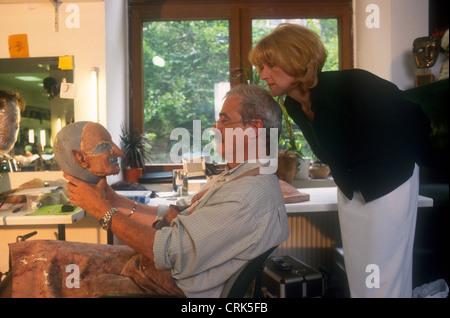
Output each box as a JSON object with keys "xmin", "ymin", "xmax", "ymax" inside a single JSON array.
[
  {"xmin": 79, "ymin": 122, "xmax": 124, "ymax": 176},
  {"xmin": 214, "ymin": 95, "xmax": 258, "ymax": 167},
  {"xmin": 0, "ymin": 100, "xmax": 21, "ymax": 155}
]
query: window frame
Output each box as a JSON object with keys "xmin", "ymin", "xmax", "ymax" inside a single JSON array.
[{"xmin": 128, "ymin": 0, "xmax": 353, "ymax": 170}]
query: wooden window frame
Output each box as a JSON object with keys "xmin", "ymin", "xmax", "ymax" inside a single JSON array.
[{"xmin": 128, "ymin": 0, "xmax": 353, "ymax": 171}]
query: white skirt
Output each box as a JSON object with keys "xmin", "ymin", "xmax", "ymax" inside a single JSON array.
[{"xmin": 337, "ymin": 164, "xmax": 419, "ymax": 298}]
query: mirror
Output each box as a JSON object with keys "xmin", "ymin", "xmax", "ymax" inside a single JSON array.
[{"xmin": 0, "ymin": 57, "xmax": 74, "ymax": 172}]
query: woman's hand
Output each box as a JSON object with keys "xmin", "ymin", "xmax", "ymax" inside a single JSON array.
[{"xmin": 64, "ymin": 173, "xmax": 111, "ymax": 219}]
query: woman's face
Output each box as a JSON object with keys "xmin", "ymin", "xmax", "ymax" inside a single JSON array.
[{"xmin": 259, "ymin": 63, "xmax": 296, "ymax": 97}]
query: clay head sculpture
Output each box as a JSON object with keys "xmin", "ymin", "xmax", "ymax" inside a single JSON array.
[
  {"xmin": 0, "ymin": 90, "xmax": 25, "ymax": 157},
  {"xmin": 54, "ymin": 121, "xmax": 124, "ymax": 183}
]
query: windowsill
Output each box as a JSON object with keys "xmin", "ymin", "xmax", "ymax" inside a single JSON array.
[
  {"xmin": 292, "ymin": 177, "xmax": 336, "ymax": 189},
  {"xmin": 141, "ymin": 178, "xmax": 207, "ymax": 193},
  {"xmin": 140, "ymin": 176, "xmax": 336, "ymax": 193}
]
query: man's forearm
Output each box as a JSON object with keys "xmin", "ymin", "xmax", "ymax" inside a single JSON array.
[
  {"xmin": 109, "ymin": 212, "xmax": 157, "ymax": 260},
  {"xmin": 110, "ymin": 195, "xmax": 158, "ymax": 227}
]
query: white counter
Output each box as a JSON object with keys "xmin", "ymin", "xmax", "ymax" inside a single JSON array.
[
  {"xmin": 0, "ymin": 206, "xmax": 85, "ymax": 226},
  {"xmin": 149, "ymin": 187, "xmax": 434, "ymax": 213}
]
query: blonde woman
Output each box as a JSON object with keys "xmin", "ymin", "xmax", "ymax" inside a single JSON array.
[{"xmin": 250, "ymin": 23, "xmax": 431, "ymax": 298}]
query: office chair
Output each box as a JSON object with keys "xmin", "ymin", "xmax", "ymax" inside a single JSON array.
[{"xmin": 220, "ymin": 246, "xmax": 276, "ymax": 298}]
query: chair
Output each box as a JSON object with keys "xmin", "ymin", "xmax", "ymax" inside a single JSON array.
[{"xmin": 220, "ymin": 246, "xmax": 276, "ymax": 298}]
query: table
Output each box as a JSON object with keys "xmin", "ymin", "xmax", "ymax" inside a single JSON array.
[
  {"xmin": 283, "ymin": 187, "xmax": 434, "ymax": 213},
  {"xmin": 149, "ymin": 187, "xmax": 434, "ymax": 213},
  {"xmin": 0, "ymin": 205, "xmax": 85, "ymax": 240}
]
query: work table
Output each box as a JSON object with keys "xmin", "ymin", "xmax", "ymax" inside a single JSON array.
[{"xmin": 149, "ymin": 186, "xmax": 434, "ymax": 213}]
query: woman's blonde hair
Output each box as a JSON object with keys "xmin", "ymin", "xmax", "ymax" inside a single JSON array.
[{"xmin": 249, "ymin": 23, "xmax": 327, "ymax": 92}]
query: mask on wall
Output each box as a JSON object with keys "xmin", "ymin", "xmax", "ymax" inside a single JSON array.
[
  {"xmin": 413, "ymin": 36, "xmax": 441, "ymax": 69},
  {"xmin": 54, "ymin": 121, "xmax": 123, "ymax": 184}
]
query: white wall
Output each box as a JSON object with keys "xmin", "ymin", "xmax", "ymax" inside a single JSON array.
[
  {"xmin": 353, "ymin": 0, "xmax": 429, "ymax": 90},
  {"xmin": 105, "ymin": 0, "xmax": 128, "ymax": 184},
  {"xmin": 0, "ymin": 1, "xmax": 107, "ymax": 124},
  {"xmin": 0, "ymin": 1, "xmax": 127, "ymax": 185}
]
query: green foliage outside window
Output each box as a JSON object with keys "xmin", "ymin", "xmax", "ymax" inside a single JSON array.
[{"xmin": 143, "ymin": 20, "xmax": 229, "ymax": 163}]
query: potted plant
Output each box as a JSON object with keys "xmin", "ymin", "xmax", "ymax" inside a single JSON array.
[
  {"xmin": 309, "ymin": 154, "xmax": 331, "ymax": 179},
  {"xmin": 119, "ymin": 124, "xmax": 152, "ymax": 183},
  {"xmin": 279, "ymin": 102, "xmax": 314, "ymax": 180}
]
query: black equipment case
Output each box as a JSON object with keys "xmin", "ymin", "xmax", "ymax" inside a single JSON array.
[{"xmin": 262, "ymin": 255, "xmax": 324, "ymax": 298}]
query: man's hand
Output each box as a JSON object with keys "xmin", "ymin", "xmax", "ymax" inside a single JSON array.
[{"xmin": 64, "ymin": 173, "xmax": 111, "ymax": 219}]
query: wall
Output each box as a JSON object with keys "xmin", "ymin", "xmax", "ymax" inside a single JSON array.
[
  {"xmin": 105, "ymin": 0, "xmax": 128, "ymax": 184},
  {"xmin": 0, "ymin": 0, "xmax": 127, "ymax": 185},
  {"xmin": 0, "ymin": 1, "xmax": 107, "ymax": 124},
  {"xmin": 353, "ymin": 0, "xmax": 430, "ymax": 90},
  {"xmin": 0, "ymin": 2, "xmax": 111, "ymax": 273}
]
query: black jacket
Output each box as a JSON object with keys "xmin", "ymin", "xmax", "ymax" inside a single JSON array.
[{"xmin": 285, "ymin": 69, "xmax": 431, "ymax": 202}]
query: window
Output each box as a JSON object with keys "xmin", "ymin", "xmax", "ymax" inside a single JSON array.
[
  {"xmin": 129, "ymin": 0, "xmax": 353, "ymax": 167},
  {"xmin": 142, "ymin": 20, "xmax": 230, "ymax": 163}
]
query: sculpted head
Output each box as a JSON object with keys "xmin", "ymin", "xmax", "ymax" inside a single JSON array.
[{"xmin": 54, "ymin": 121, "xmax": 124, "ymax": 183}]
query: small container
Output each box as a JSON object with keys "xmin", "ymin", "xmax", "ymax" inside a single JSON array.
[
  {"xmin": 26, "ymin": 193, "xmax": 42, "ymax": 211},
  {"xmin": 116, "ymin": 191, "xmax": 152, "ymax": 204},
  {"xmin": 25, "ymin": 191, "xmax": 60, "ymax": 211},
  {"xmin": 172, "ymin": 169, "xmax": 188, "ymax": 196}
]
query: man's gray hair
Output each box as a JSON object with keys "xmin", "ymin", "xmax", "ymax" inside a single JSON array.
[{"xmin": 225, "ymin": 84, "xmax": 282, "ymax": 135}]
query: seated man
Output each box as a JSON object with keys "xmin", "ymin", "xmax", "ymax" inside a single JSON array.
[{"xmin": 8, "ymin": 84, "xmax": 289, "ymax": 298}]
